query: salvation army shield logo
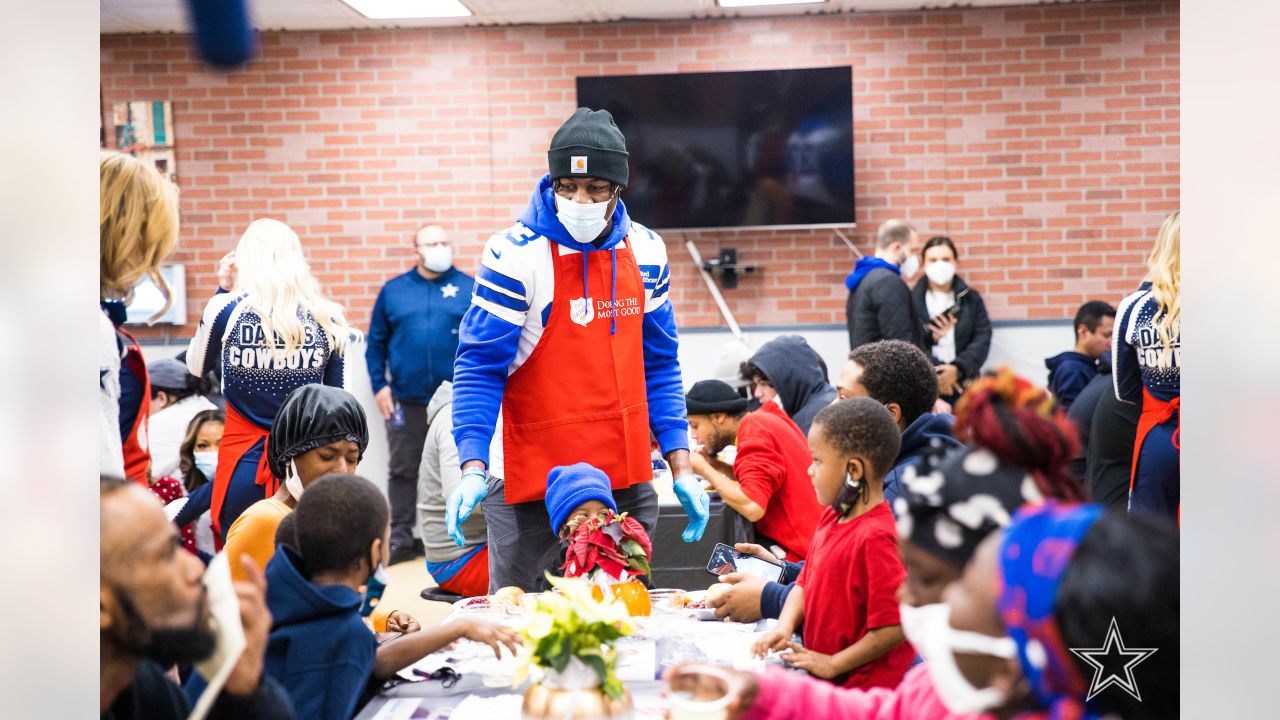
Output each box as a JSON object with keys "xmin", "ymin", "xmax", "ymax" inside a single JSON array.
[{"xmin": 570, "ymin": 297, "xmax": 594, "ymax": 326}]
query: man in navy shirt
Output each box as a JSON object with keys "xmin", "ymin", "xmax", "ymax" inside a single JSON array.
[{"xmin": 367, "ymin": 224, "xmax": 474, "ymax": 564}]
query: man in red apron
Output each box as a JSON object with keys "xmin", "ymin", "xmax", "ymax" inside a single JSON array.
[{"xmin": 446, "ymin": 108, "xmax": 709, "ymax": 591}]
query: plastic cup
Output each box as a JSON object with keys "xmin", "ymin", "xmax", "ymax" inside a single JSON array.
[{"xmin": 666, "ymin": 665, "xmax": 734, "ymax": 720}]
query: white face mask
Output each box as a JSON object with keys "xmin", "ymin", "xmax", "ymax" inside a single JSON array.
[
  {"xmin": 924, "ymin": 260, "xmax": 956, "ymax": 287},
  {"xmin": 286, "ymin": 460, "xmax": 305, "ymax": 501},
  {"xmin": 554, "ymin": 193, "xmax": 612, "ymax": 245},
  {"xmin": 901, "ymin": 602, "xmax": 1016, "ymax": 714},
  {"xmin": 419, "ymin": 245, "xmax": 452, "ymax": 273},
  {"xmin": 193, "ymin": 450, "xmax": 218, "ymax": 480},
  {"xmin": 898, "ymin": 250, "xmax": 921, "ymax": 278}
]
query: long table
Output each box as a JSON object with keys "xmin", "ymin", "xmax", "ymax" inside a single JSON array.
[{"xmin": 354, "ymin": 603, "xmax": 782, "ymax": 719}]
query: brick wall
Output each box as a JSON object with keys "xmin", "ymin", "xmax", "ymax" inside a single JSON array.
[{"xmin": 100, "ymin": 0, "xmax": 1178, "ymax": 341}]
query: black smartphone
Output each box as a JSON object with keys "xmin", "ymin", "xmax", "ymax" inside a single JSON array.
[{"xmin": 705, "ymin": 542, "xmax": 784, "ymax": 583}]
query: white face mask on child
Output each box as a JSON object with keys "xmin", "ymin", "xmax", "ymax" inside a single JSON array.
[
  {"xmin": 901, "ymin": 602, "xmax": 1017, "ymax": 714},
  {"xmin": 286, "ymin": 460, "xmax": 305, "ymax": 501}
]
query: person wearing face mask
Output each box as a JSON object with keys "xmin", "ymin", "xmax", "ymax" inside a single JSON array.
[
  {"xmin": 366, "ymin": 223, "xmax": 475, "ymax": 565},
  {"xmin": 910, "ymin": 237, "xmax": 993, "ymax": 406},
  {"xmin": 148, "ymin": 410, "xmax": 225, "ymax": 561},
  {"xmin": 100, "ymin": 476, "xmax": 294, "ymax": 720},
  {"xmin": 845, "ymin": 218, "xmax": 928, "ymax": 353},
  {"xmin": 166, "ymin": 409, "xmax": 226, "ymax": 560},
  {"xmin": 680, "ymin": 502, "xmax": 1177, "ymax": 720},
  {"xmin": 708, "ymin": 366, "xmax": 1077, "ymax": 626},
  {"xmin": 750, "ymin": 398, "xmax": 913, "ymax": 689},
  {"xmin": 221, "ymin": 384, "xmax": 369, "ymax": 583},
  {"xmin": 448, "ymin": 107, "xmax": 708, "ymax": 592},
  {"xmin": 146, "ymin": 358, "xmax": 217, "ymax": 481}
]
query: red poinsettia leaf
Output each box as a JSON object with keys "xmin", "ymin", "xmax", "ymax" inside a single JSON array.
[
  {"xmin": 620, "ymin": 516, "xmax": 652, "ymax": 557},
  {"xmin": 597, "ymin": 555, "xmax": 627, "ymax": 581}
]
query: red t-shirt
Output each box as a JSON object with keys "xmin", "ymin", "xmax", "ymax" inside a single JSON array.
[
  {"xmin": 732, "ymin": 407, "xmax": 823, "ymax": 561},
  {"xmin": 796, "ymin": 502, "xmax": 914, "ymax": 690}
]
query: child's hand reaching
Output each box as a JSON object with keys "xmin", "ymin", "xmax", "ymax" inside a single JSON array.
[
  {"xmin": 751, "ymin": 629, "xmax": 790, "ymax": 659},
  {"xmin": 781, "ymin": 642, "xmax": 839, "ymax": 679},
  {"xmin": 459, "ymin": 618, "xmax": 522, "ymax": 659},
  {"xmin": 384, "ymin": 611, "xmax": 420, "ymax": 634}
]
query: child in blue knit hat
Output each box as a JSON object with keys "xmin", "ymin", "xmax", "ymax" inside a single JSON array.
[
  {"xmin": 535, "ymin": 463, "xmax": 619, "ymax": 589},
  {"xmin": 545, "ymin": 462, "xmax": 619, "ymax": 538}
]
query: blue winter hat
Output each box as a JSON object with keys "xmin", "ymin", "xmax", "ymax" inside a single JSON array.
[{"xmin": 546, "ymin": 463, "xmax": 618, "ymax": 534}]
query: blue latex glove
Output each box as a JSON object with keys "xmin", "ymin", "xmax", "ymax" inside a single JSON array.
[
  {"xmin": 673, "ymin": 473, "xmax": 711, "ymax": 543},
  {"xmin": 446, "ymin": 468, "xmax": 489, "ymax": 547}
]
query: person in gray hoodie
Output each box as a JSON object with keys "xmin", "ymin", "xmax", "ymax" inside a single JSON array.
[
  {"xmin": 417, "ymin": 381, "xmax": 501, "ymax": 596},
  {"xmin": 740, "ymin": 335, "xmax": 837, "ymax": 435}
]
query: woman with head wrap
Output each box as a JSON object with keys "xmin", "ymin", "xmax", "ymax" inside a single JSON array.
[{"xmin": 221, "ymin": 384, "xmax": 369, "ymax": 582}]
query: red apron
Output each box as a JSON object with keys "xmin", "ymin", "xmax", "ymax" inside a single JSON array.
[
  {"xmin": 1130, "ymin": 387, "xmax": 1180, "ymax": 523},
  {"xmin": 500, "ymin": 241, "xmax": 651, "ymax": 504},
  {"xmin": 117, "ymin": 327, "xmax": 151, "ymax": 486},
  {"xmin": 210, "ymin": 403, "xmax": 277, "ymax": 538}
]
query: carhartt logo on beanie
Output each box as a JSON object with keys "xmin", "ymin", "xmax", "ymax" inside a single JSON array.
[{"xmin": 548, "ymin": 108, "xmax": 629, "ymax": 188}]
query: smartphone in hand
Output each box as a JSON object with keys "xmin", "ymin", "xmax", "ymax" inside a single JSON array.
[{"xmin": 705, "ymin": 542, "xmax": 784, "ymax": 583}]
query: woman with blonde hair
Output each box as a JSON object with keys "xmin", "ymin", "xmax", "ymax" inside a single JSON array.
[
  {"xmin": 186, "ymin": 217, "xmax": 358, "ymax": 539},
  {"xmin": 100, "ymin": 151, "xmax": 180, "ymax": 482},
  {"xmin": 1114, "ymin": 210, "xmax": 1180, "ymax": 522}
]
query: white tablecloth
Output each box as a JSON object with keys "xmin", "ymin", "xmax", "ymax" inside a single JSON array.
[{"xmin": 354, "ymin": 603, "xmax": 782, "ymax": 719}]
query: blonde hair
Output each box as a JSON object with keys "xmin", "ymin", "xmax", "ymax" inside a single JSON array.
[
  {"xmin": 1148, "ymin": 210, "xmax": 1180, "ymax": 369},
  {"xmin": 232, "ymin": 218, "xmax": 358, "ymax": 355},
  {"xmin": 100, "ymin": 151, "xmax": 179, "ymax": 322}
]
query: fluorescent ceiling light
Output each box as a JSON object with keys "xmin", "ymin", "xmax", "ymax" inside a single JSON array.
[
  {"xmin": 340, "ymin": 0, "xmax": 472, "ymax": 20},
  {"xmin": 717, "ymin": 0, "xmax": 826, "ymax": 7}
]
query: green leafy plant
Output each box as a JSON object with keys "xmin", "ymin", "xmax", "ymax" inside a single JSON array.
[{"xmin": 514, "ymin": 574, "xmax": 635, "ymax": 699}]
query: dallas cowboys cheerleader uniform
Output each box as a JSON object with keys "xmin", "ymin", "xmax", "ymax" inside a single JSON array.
[
  {"xmin": 180, "ymin": 292, "xmax": 348, "ymax": 542},
  {"xmin": 1113, "ymin": 281, "xmax": 1180, "ymax": 521}
]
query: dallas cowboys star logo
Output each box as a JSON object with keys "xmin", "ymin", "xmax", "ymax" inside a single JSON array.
[
  {"xmin": 441, "ymin": 283, "xmax": 459, "ymax": 299},
  {"xmin": 1069, "ymin": 617, "xmax": 1158, "ymax": 701}
]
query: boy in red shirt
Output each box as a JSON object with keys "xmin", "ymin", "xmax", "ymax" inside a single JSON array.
[
  {"xmin": 686, "ymin": 380, "xmax": 822, "ymax": 561},
  {"xmin": 752, "ymin": 397, "xmax": 913, "ymax": 690}
]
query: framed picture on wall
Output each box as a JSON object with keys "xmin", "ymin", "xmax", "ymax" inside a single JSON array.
[{"xmin": 109, "ymin": 100, "xmax": 177, "ymax": 183}]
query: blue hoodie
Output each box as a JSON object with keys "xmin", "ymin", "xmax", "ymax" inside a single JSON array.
[
  {"xmin": 1045, "ymin": 351, "xmax": 1098, "ymax": 410},
  {"xmin": 844, "ymin": 257, "xmax": 899, "ymax": 293},
  {"xmin": 882, "ymin": 412, "xmax": 964, "ymax": 505},
  {"xmin": 260, "ymin": 546, "xmax": 377, "ymax": 720},
  {"xmin": 450, "ymin": 175, "xmax": 689, "ymax": 469}
]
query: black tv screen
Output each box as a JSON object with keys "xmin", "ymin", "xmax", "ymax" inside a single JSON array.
[{"xmin": 577, "ymin": 66, "xmax": 854, "ymax": 231}]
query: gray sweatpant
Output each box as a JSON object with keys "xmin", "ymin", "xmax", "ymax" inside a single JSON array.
[{"xmin": 480, "ymin": 475, "xmax": 659, "ymax": 592}]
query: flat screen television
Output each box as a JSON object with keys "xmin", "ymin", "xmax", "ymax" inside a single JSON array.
[{"xmin": 576, "ymin": 66, "xmax": 854, "ymax": 231}]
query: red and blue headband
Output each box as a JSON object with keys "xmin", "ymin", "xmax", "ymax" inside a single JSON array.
[{"xmin": 997, "ymin": 502, "xmax": 1102, "ymax": 720}]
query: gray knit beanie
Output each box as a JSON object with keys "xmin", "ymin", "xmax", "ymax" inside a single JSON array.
[{"xmin": 547, "ymin": 107, "xmax": 629, "ymax": 188}]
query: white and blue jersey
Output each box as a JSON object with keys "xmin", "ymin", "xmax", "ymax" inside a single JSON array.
[
  {"xmin": 451, "ymin": 175, "xmax": 686, "ymax": 471},
  {"xmin": 186, "ymin": 292, "xmax": 348, "ymax": 429},
  {"xmin": 1113, "ymin": 281, "xmax": 1180, "ymax": 404}
]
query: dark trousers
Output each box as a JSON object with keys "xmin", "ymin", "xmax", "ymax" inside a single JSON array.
[
  {"xmin": 386, "ymin": 400, "xmax": 429, "ymax": 550},
  {"xmin": 481, "ymin": 476, "xmax": 659, "ymax": 592},
  {"xmin": 1129, "ymin": 417, "xmax": 1179, "ymax": 521}
]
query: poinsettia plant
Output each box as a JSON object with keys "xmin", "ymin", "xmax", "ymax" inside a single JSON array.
[{"xmin": 561, "ymin": 509, "xmax": 652, "ymax": 582}]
